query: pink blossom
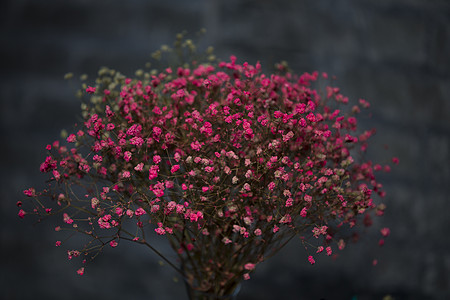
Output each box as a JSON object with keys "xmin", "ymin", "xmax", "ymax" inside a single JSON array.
[
  {"xmin": 63, "ymin": 213, "xmax": 73, "ymax": 224},
  {"xmin": 135, "ymin": 208, "xmax": 146, "ymax": 216},
  {"xmin": 23, "ymin": 188, "xmax": 36, "ymax": 197},
  {"xmin": 21, "ymin": 54, "xmax": 395, "ymax": 281},
  {"xmin": 149, "ymin": 165, "xmax": 159, "ymax": 180},
  {"xmin": 93, "ymin": 154, "xmax": 103, "ymax": 162},
  {"xmin": 285, "ymin": 198, "xmax": 293, "ymax": 207},
  {"xmin": 66, "ymin": 134, "xmax": 76, "ymax": 143},
  {"xmin": 52, "ymin": 170, "xmax": 61, "ymax": 181},
  {"xmin": 204, "ymin": 166, "xmax": 214, "ymax": 173},
  {"xmin": 338, "ymin": 239, "xmax": 346, "ymax": 250},
  {"xmin": 98, "ymin": 218, "xmax": 111, "ymax": 229},
  {"xmin": 380, "ymin": 227, "xmax": 390, "ymax": 237},
  {"xmin": 115, "ymin": 207, "xmax": 123, "ymax": 216},
  {"xmin": 18, "ymin": 209, "xmax": 26, "ymax": 218},
  {"xmin": 171, "ymin": 164, "xmax": 180, "ymax": 173},
  {"xmin": 273, "ymin": 225, "xmax": 279, "ymax": 233},
  {"xmin": 300, "ymin": 207, "xmax": 308, "ymax": 217},
  {"xmin": 124, "ymin": 151, "xmax": 132, "ymax": 162},
  {"xmin": 279, "ymin": 214, "xmax": 292, "ymax": 224},
  {"xmin": 77, "ymin": 267, "xmax": 85, "ymax": 275},
  {"xmin": 190, "ymin": 140, "xmax": 203, "ymax": 151},
  {"xmin": 222, "ymin": 237, "xmax": 232, "ymax": 244},
  {"xmin": 304, "ymin": 194, "xmax": 312, "ymax": 203},
  {"xmin": 86, "ymin": 86, "xmax": 96, "ymax": 94},
  {"xmin": 155, "ymin": 227, "xmax": 166, "ymax": 235},
  {"xmin": 91, "ymin": 197, "xmax": 99, "ymax": 209},
  {"xmin": 110, "ymin": 240, "xmax": 118, "ymax": 248}
]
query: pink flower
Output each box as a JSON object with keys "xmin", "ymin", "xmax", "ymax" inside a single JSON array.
[
  {"xmin": 124, "ymin": 151, "xmax": 132, "ymax": 162},
  {"xmin": 190, "ymin": 140, "xmax": 203, "ymax": 151},
  {"xmin": 300, "ymin": 207, "xmax": 308, "ymax": 217},
  {"xmin": 86, "ymin": 86, "xmax": 96, "ymax": 94},
  {"xmin": 304, "ymin": 194, "xmax": 312, "ymax": 203},
  {"xmin": 338, "ymin": 239, "xmax": 346, "ymax": 250},
  {"xmin": 93, "ymin": 154, "xmax": 103, "ymax": 162},
  {"xmin": 171, "ymin": 164, "xmax": 180, "ymax": 173},
  {"xmin": 77, "ymin": 267, "xmax": 85, "ymax": 275},
  {"xmin": 115, "ymin": 207, "xmax": 123, "ymax": 216},
  {"xmin": 135, "ymin": 208, "xmax": 146, "ymax": 216},
  {"xmin": 18, "ymin": 209, "xmax": 26, "ymax": 218},
  {"xmin": 55, "ymin": 241, "xmax": 61, "ymax": 247},
  {"xmin": 134, "ymin": 163, "xmax": 144, "ymax": 171},
  {"xmin": 243, "ymin": 273, "xmax": 250, "ymax": 280},
  {"xmin": 110, "ymin": 240, "xmax": 118, "ymax": 248},
  {"xmin": 66, "ymin": 134, "xmax": 76, "ymax": 143},
  {"xmin": 380, "ymin": 227, "xmax": 390, "ymax": 237},
  {"xmin": 273, "ymin": 225, "xmax": 279, "ymax": 233},
  {"xmin": 91, "ymin": 197, "xmax": 99, "ymax": 209},
  {"xmin": 221, "ymin": 237, "xmax": 231, "ymax": 244},
  {"xmin": 308, "ymin": 255, "xmax": 315, "ymax": 265},
  {"xmin": 153, "ymin": 155, "xmax": 162, "ymax": 164},
  {"xmin": 23, "ymin": 188, "xmax": 36, "ymax": 197},
  {"xmin": 244, "ymin": 263, "xmax": 255, "ymax": 270},
  {"xmin": 285, "ymin": 198, "xmax": 293, "ymax": 207},
  {"xmin": 149, "ymin": 165, "xmax": 159, "ymax": 180},
  {"xmin": 63, "ymin": 213, "xmax": 73, "ymax": 224},
  {"xmin": 155, "ymin": 227, "xmax": 166, "ymax": 235}
]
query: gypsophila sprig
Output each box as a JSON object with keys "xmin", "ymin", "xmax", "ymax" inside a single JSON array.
[{"xmin": 19, "ymin": 34, "xmax": 397, "ymax": 298}]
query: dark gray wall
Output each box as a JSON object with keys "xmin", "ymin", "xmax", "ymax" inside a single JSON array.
[{"xmin": 1, "ymin": 0, "xmax": 449, "ymax": 299}]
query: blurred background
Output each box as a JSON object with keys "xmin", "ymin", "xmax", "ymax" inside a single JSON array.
[{"xmin": 1, "ymin": 0, "xmax": 449, "ymax": 299}]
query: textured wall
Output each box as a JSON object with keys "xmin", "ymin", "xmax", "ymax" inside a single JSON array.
[{"xmin": 1, "ymin": 0, "xmax": 449, "ymax": 299}]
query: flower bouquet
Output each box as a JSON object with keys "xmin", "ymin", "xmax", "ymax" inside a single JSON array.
[{"xmin": 19, "ymin": 34, "xmax": 396, "ymax": 299}]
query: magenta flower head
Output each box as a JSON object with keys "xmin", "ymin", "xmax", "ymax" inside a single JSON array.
[{"xmin": 19, "ymin": 34, "xmax": 396, "ymax": 297}]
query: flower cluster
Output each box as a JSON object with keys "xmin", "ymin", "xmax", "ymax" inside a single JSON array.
[{"xmin": 19, "ymin": 38, "xmax": 396, "ymax": 296}]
